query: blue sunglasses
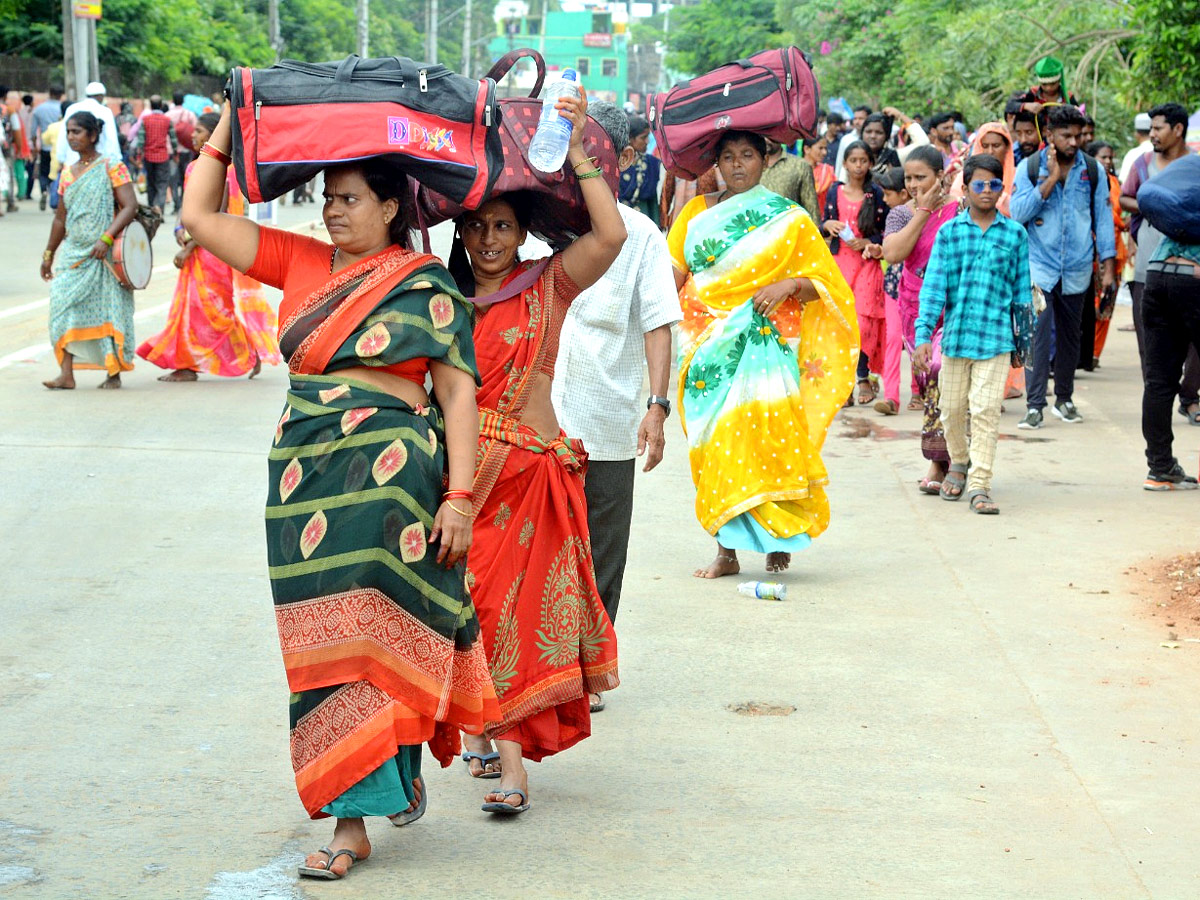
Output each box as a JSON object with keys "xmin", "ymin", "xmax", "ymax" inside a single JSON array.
[{"xmin": 969, "ymin": 178, "xmax": 1005, "ymax": 194}]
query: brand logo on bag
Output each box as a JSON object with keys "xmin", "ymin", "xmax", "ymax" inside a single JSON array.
[
  {"xmin": 388, "ymin": 116, "xmax": 457, "ymax": 153},
  {"xmin": 715, "ymin": 116, "xmax": 732, "ymax": 130}
]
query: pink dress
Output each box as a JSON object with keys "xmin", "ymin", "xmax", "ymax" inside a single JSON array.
[{"xmin": 831, "ymin": 187, "xmax": 886, "ymax": 370}]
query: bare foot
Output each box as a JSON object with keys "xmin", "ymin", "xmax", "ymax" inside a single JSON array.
[
  {"xmin": 43, "ymin": 376, "xmax": 75, "ymax": 390},
  {"xmin": 158, "ymin": 369, "xmax": 197, "ymax": 382},
  {"xmin": 392, "ymin": 776, "xmax": 423, "ymax": 816},
  {"xmin": 462, "ymin": 732, "xmax": 500, "ymax": 777},
  {"xmin": 694, "ymin": 553, "xmax": 740, "ymax": 579},
  {"xmin": 98, "ymin": 375, "xmax": 121, "ymax": 390},
  {"xmin": 248, "ymin": 355, "xmax": 262, "ymax": 379},
  {"xmin": 765, "ymin": 552, "xmax": 791, "ymax": 573},
  {"xmin": 304, "ymin": 818, "xmax": 371, "ymax": 878}
]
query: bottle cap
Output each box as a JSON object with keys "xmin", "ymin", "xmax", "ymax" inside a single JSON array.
[{"xmin": 561, "ymin": 68, "xmax": 578, "ymax": 81}]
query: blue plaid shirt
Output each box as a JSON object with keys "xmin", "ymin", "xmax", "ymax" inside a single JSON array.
[
  {"xmin": 1011, "ymin": 148, "xmax": 1116, "ymax": 294},
  {"xmin": 916, "ymin": 210, "xmax": 1032, "ymax": 359}
]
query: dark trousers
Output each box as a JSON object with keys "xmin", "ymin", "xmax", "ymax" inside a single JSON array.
[
  {"xmin": 1025, "ymin": 282, "xmax": 1087, "ymax": 410},
  {"xmin": 37, "ymin": 150, "xmax": 52, "ymax": 196},
  {"xmin": 1143, "ymin": 265, "xmax": 1200, "ymax": 472},
  {"xmin": 1132, "ymin": 279, "xmax": 1200, "ymax": 405},
  {"xmin": 170, "ymin": 150, "xmax": 193, "ymax": 211},
  {"xmin": 22, "ymin": 159, "xmax": 35, "ymax": 198},
  {"xmin": 144, "ymin": 159, "xmax": 172, "ymax": 211},
  {"xmin": 583, "ymin": 459, "xmax": 636, "ymax": 626}
]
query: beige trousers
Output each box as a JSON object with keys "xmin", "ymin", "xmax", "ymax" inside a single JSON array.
[{"xmin": 938, "ymin": 353, "xmax": 1010, "ymax": 494}]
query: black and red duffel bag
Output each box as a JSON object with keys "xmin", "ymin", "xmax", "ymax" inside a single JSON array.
[
  {"xmin": 648, "ymin": 46, "xmax": 820, "ymax": 180},
  {"xmin": 228, "ymin": 54, "xmax": 501, "ymax": 208},
  {"xmin": 416, "ymin": 48, "xmax": 620, "ymax": 249}
]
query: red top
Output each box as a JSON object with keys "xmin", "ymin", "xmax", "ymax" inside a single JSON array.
[
  {"xmin": 248, "ymin": 227, "xmax": 430, "ymax": 384},
  {"xmin": 141, "ymin": 112, "xmax": 174, "ymax": 163}
]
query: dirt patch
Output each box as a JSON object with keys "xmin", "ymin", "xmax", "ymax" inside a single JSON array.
[
  {"xmin": 1129, "ymin": 551, "xmax": 1200, "ymax": 639},
  {"xmin": 726, "ymin": 701, "xmax": 796, "ymax": 717}
]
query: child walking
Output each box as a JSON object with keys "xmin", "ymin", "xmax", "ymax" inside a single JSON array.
[{"xmin": 913, "ymin": 154, "xmax": 1032, "ymax": 514}]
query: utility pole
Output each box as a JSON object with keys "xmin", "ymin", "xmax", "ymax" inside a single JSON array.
[
  {"xmin": 60, "ymin": 0, "xmax": 76, "ymax": 98},
  {"xmin": 356, "ymin": 0, "xmax": 369, "ymax": 57},
  {"xmin": 429, "ymin": 0, "xmax": 439, "ymax": 63},
  {"xmin": 461, "ymin": 0, "xmax": 472, "ymax": 75},
  {"xmin": 269, "ymin": 0, "xmax": 282, "ymax": 61}
]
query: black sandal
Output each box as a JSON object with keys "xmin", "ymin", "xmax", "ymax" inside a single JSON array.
[{"xmin": 856, "ymin": 378, "xmax": 876, "ymax": 405}]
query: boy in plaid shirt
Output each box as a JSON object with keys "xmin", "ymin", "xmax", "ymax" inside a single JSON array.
[{"xmin": 914, "ymin": 154, "xmax": 1032, "ymax": 514}]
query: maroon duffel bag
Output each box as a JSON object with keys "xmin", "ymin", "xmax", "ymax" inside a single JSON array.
[{"xmin": 648, "ymin": 46, "xmax": 820, "ymax": 180}]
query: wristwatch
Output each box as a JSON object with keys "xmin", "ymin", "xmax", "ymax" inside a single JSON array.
[{"xmin": 647, "ymin": 395, "xmax": 671, "ymax": 417}]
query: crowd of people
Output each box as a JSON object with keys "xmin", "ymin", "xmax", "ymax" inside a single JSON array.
[{"xmin": 5, "ymin": 51, "xmax": 1198, "ymax": 882}]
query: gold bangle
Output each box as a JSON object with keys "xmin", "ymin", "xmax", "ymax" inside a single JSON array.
[
  {"xmin": 572, "ymin": 155, "xmax": 598, "ymax": 171},
  {"xmin": 444, "ymin": 501, "xmax": 472, "ymax": 517},
  {"xmin": 42, "ymin": 249, "xmax": 53, "ymax": 261},
  {"xmin": 576, "ymin": 168, "xmax": 602, "ymax": 181}
]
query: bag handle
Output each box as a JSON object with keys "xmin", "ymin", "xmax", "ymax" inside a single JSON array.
[
  {"xmin": 335, "ymin": 55, "xmax": 360, "ymax": 83},
  {"xmin": 485, "ymin": 47, "xmax": 545, "ymax": 98}
]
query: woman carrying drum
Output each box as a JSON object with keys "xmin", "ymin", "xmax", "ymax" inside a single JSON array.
[{"xmin": 39, "ymin": 110, "xmax": 139, "ymax": 390}]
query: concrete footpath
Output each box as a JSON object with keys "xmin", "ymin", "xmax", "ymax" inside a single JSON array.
[{"xmin": 1, "ymin": 200, "xmax": 1199, "ymax": 898}]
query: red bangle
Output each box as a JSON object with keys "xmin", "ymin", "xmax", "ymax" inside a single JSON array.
[
  {"xmin": 199, "ymin": 142, "xmax": 232, "ymax": 166},
  {"xmin": 443, "ymin": 490, "xmax": 474, "ymax": 501}
]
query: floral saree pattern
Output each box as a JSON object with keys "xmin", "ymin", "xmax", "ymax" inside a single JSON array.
[{"xmin": 669, "ymin": 186, "xmax": 858, "ymax": 552}]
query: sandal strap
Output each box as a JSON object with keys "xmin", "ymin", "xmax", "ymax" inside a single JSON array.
[{"xmin": 327, "ymin": 848, "xmax": 359, "ymax": 866}]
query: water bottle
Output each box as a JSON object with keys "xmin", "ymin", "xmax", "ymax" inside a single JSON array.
[
  {"xmin": 528, "ymin": 69, "xmax": 580, "ymax": 173},
  {"xmin": 737, "ymin": 581, "xmax": 787, "ymax": 601}
]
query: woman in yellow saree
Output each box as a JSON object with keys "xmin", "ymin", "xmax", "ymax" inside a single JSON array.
[{"xmin": 668, "ymin": 131, "xmax": 859, "ymax": 578}]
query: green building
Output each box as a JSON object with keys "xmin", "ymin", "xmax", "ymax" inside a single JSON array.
[{"xmin": 489, "ymin": 8, "xmax": 628, "ymax": 105}]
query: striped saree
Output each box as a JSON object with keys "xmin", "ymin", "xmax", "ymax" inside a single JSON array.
[
  {"xmin": 668, "ymin": 186, "xmax": 858, "ymax": 553},
  {"xmin": 265, "ymin": 246, "xmax": 500, "ymax": 818}
]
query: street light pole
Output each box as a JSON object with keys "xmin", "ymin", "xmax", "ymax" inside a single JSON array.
[
  {"xmin": 356, "ymin": 0, "xmax": 369, "ymax": 57},
  {"xmin": 60, "ymin": 0, "xmax": 76, "ymax": 98},
  {"xmin": 430, "ymin": 0, "xmax": 439, "ymax": 63},
  {"xmin": 461, "ymin": 0, "xmax": 472, "ymax": 75}
]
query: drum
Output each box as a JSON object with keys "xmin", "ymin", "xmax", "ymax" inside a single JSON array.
[{"xmin": 110, "ymin": 219, "xmax": 153, "ymax": 290}]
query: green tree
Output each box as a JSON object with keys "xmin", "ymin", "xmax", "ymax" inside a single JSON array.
[
  {"xmin": 1126, "ymin": 0, "xmax": 1200, "ymax": 108},
  {"xmin": 665, "ymin": 0, "xmax": 783, "ymax": 76}
]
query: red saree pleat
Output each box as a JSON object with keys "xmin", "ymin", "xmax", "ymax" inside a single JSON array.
[{"xmin": 468, "ymin": 258, "xmax": 619, "ymax": 761}]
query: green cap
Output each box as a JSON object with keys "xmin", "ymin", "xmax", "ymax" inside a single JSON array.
[{"xmin": 1034, "ymin": 56, "xmax": 1064, "ymax": 83}]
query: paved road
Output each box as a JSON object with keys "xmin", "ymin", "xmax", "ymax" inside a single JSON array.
[{"xmin": 1, "ymin": 195, "xmax": 1198, "ymax": 899}]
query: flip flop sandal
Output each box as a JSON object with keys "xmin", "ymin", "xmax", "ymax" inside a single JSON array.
[
  {"xmin": 462, "ymin": 750, "xmax": 502, "ymax": 779},
  {"xmin": 590, "ymin": 694, "xmax": 606, "ymax": 713},
  {"xmin": 298, "ymin": 847, "xmax": 361, "ymax": 880},
  {"xmin": 940, "ymin": 465, "xmax": 967, "ymax": 501},
  {"xmin": 1179, "ymin": 404, "xmax": 1200, "ymax": 425},
  {"xmin": 388, "ymin": 776, "xmax": 427, "ymax": 827},
  {"xmin": 968, "ymin": 490, "xmax": 1000, "ymax": 515},
  {"xmin": 918, "ymin": 478, "xmax": 942, "ymax": 495},
  {"xmin": 907, "ymin": 398, "xmax": 924, "ymax": 411},
  {"xmin": 856, "ymin": 380, "xmax": 876, "ymax": 404},
  {"xmin": 482, "ymin": 788, "xmax": 530, "ymax": 815}
]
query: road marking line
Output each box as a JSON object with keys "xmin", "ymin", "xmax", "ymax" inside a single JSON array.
[
  {"xmin": 0, "ymin": 301, "xmax": 170, "ymax": 370},
  {"xmin": 0, "ymin": 263, "xmax": 175, "ymax": 323}
]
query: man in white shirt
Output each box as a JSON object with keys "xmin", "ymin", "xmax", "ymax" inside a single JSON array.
[
  {"xmin": 56, "ymin": 81, "xmax": 121, "ymax": 166},
  {"xmin": 553, "ymin": 103, "xmax": 681, "ymax": 703},
  {"xmin": 1118, "ymin": 112, "xmax": 1152, "ymax": 184}
]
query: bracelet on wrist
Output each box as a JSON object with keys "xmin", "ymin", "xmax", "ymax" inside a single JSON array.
[
  {"xmin": 576, "ymin": 167, "xmax": 602, "ymax": 181},
  {"xmin": 572, "ymin": 156, "xmax": 599, "ymax": 172},
  {"xmin": 915, "ymin": 206, "xmax": 933, "ymax": 214},
  {"xmin": 444, "ymin": 501, "xmax": 472, "ymax": 517},
  {"xmin": 100, "ymin": 233, "xmax": 114, "ymax": 247},
  {"xmin": 199, "ymin": 142, "xmax": 232, "ymax": 166},
  {"xmin": 443, "ymin": 490, "xmax": 474, "ymax": 502},
  {"xmin": 42, "ymin": 249, "xmax": 53, "ymax": 261}
]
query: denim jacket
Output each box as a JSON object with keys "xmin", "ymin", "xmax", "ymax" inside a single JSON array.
[{"xmin": 1011, "ymin": 148, "xmax": 1116, "ymax": 294}]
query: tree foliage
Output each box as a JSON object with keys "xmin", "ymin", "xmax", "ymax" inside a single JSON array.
[
  {"xmin": 665, "ymin": 0, "xmax": 783, "ymax": 76},
  {"xmin": 1126, "ymin": 0, "xmax": 1200, "ymax": 108},
  {"xmin": 2, "ymin": 0, "xmax": 488, "ymax": 93}
]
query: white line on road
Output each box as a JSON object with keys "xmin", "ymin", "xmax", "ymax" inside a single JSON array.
[
  {"xmin": 0, "ymin": 301, "xmax": 169, "ymax": 370},
  {"xmin": 0, "ymin": 262, "xmax": 176, "ymax": 323}
]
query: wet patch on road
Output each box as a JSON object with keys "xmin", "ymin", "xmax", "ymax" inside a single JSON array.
[
  {"xmin": 205, "ymin": 844, "xmax": 306, "ymax": 900},
  {"xmin": 837, "ymin": 414, "xmax": 1051, "ymax": 443},
  {"xmin": 727, "ymin": 701, "xmax": 796, "ymax": 716},
  {"xmin": 0, "ymin": 821, "xmax": 43, "ymax": 888}
]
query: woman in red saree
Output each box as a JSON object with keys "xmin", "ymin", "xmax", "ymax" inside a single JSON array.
[
  {"xmin": 450, "ymin": 92, "xmax": 627, "ymax": 814},
  {"xmin": 182, "ymin": 105, "xmax": 500, "ymax": 880}
]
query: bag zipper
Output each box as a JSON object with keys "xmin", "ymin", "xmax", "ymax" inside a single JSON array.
[
  {"xmin": 661, "ymin": 73, "xmax": 777, "ymax": 125},
  {"xmin": 255, "ymin": 100, "xmax": 261, "ymax": 120},
  {"xmin": 662, "ymin": 70, "xmax": 773, "ymax": 112},
  {"xmin": 419, "ymin": 69, "xmax": 428, "ymax": 92}
]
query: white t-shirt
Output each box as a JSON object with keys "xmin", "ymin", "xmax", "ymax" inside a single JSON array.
[
  {"xmin": 552, "ymin": 204, "xmax": 682, "ymax": 460},
  {"xmin": 55, "ymin": 98, "xmax": 122, "ymax": 165}
]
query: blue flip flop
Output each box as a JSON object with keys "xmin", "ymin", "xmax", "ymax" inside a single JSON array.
[
  {"xmin": 462, "ymin": 750, "xmax": 501, "ymax": 779},
  {"xmin": 387, "ymin": 776, "xmax": 427, "ymax": 827},
  {"xmin": 481, "ymin": 788, "xmax": 530, "ymax": 815}
]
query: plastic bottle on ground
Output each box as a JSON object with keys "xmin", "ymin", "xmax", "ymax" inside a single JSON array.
[
  {"xmin": 528, "ymin": 69, "xmax": 580, "ymax": 173},
  {"xmin": 736, "ymin": 581, "xmax": 787, "ymax": 600}
]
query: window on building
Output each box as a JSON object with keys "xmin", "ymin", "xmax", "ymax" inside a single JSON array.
[
  {"xmin": 526, "ymin": 17, "xmax": 540, "ymax": 35},
  {"xmin": 602, "ymin": 58, "xmax": 618, "ymax": 77},
  {"xmin": 592, "ymin": 12, "xmax": 611, "ymax": 33},
  {"xmin": 576, "ymin": 58, "xmax": 591, "ymax": 77}
]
